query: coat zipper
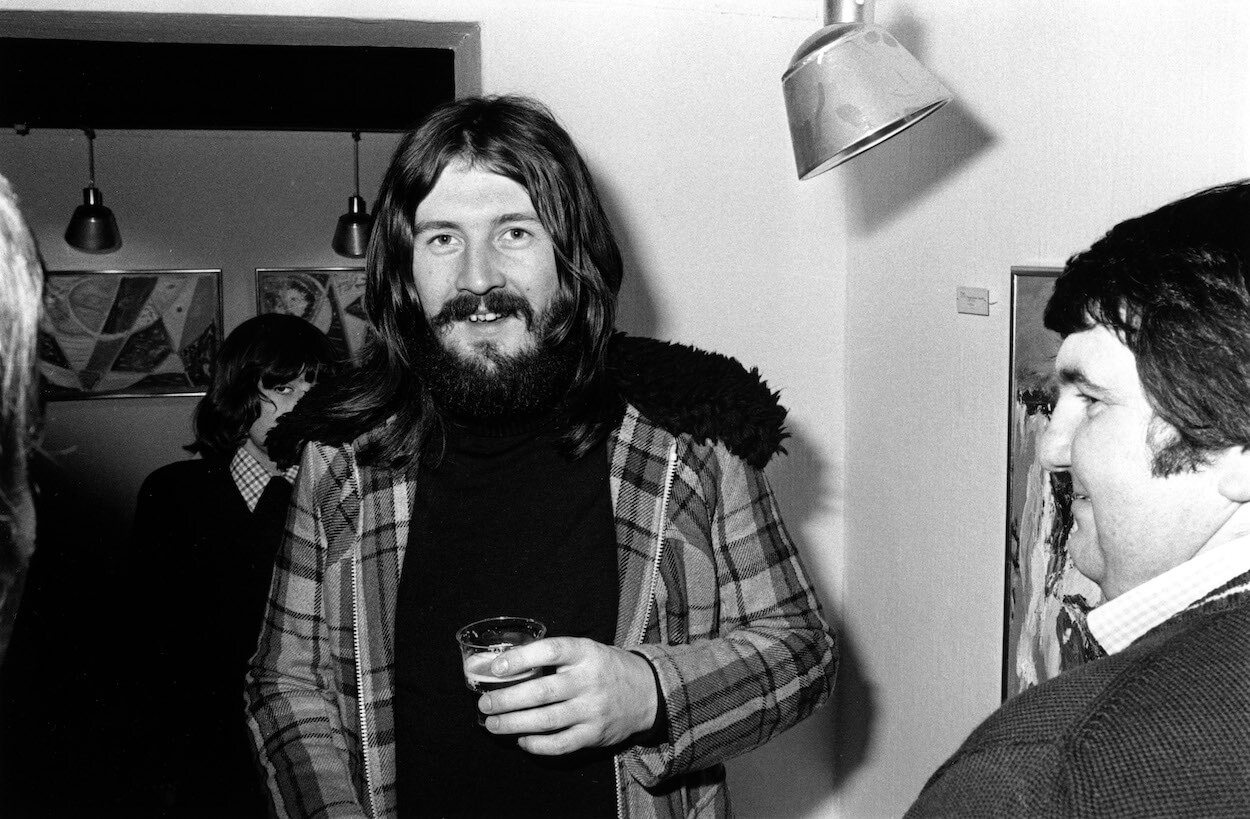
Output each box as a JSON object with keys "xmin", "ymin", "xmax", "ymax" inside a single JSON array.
[
  {"xmin": 352, "ymin": 556, "xmax": 380, "ymax": 819},
  {"xmin": 616, "ymin": 441, "xmax": 679, "ymax": 819}
]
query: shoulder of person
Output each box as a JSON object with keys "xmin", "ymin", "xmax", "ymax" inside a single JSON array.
[
  {"xmin": 138, "ymin": 456, "xmax": 224, "ymax": 497},
  {"xmin": 607, "ymin": 332, "xmax": 788, "ymax": 469}
]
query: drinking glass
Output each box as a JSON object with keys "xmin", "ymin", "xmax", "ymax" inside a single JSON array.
[{"xmin": 456, "ymin": 616, "xmax": 547, "ymax": 724}]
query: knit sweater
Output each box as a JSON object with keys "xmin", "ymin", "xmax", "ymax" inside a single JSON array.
[{"xmin": 907, "ymin": 570, "xmax": 1250, "ymax": 818}]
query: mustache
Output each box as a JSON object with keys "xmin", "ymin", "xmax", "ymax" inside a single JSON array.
[{"xmin": 431, "ymin": 290, "xmax": 536, "ymax": 329}]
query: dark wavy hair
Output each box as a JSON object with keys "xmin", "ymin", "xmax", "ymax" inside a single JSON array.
[
  {"xmin": 186, "ymin": 313, "xmax": 337, "ymax": 458},
  {"xmin": 1044, "ymin": 179, "xmax": 1250, "ymax": 475},
  {"xmin": 273, "ymin": 95, "xmax": 624, "ymax": 470}
]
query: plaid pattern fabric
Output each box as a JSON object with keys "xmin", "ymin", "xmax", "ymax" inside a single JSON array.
[
  {"xmin": 246, "ymin": 404, "xmax": 836, "ymax": 819},
  {"xmin": 230, "ymin": 446, "xmax": 298, "ymax": 512},
  {"xmin": 1089, "ymin": 533, "xmax": 1250, "ymax": 655}
]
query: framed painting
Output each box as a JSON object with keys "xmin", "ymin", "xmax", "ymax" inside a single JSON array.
[
  {"xmin": 1003, "ymin": 266, "xmax": 1103, "ymax": 699},
  {"xmin": 39, "ymin": 269, "xmax": 221, "ymax": 400},
  {"xmin": 256, "ymin": 267, "xmax": 368, "ymax": 363}
]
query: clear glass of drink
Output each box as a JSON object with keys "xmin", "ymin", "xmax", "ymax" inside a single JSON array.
[{"xmin": 456, "ymin": 616, "xmax": 546, "ymax": 725}]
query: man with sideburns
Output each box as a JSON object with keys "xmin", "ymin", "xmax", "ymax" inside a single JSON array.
[
  {"xmin": 246, "ymin": 95, "xmax": 837, "ymax": 818},
  {"xmin": 908, "ymin": 180, "xmax": 1250, "ymax": 817}
]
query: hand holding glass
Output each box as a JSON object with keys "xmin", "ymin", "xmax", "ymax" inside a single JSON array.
[{"xmin": 456, "ymin": 616, "xmax": 546, "ymax": 724}]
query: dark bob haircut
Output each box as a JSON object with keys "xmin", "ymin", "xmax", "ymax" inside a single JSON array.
[
  {"xmin": 1044, "ymin": 179, "xmax": 1250, "ymax": 475},
  {"xmin": 187, "ymin": 313, "xmax": 337, "ymax": 458}
]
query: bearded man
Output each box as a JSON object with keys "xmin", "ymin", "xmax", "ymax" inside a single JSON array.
[{"xmin": 246, "ymin": 95, "xmax": 837, "ymax": 819}]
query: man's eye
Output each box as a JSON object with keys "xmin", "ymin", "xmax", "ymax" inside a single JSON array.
[
  {"xmin": 1077, "ymin": 392, "xmax": 1105, "ymax": 412},
  {"xmin": 429, "ymin": 234, "xmax": 454, "ymax": 246}
]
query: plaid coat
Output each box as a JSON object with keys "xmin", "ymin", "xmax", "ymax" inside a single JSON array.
[{"xmin": 246, "ymin": 403, "xmax": 836, "ymax": 818}]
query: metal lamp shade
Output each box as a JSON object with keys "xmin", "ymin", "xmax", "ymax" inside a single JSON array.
[
  {"xmin": 65, "ymin": 186, "xmax": 122, "ymax": 253},
  {"xmin": 332, "ymin": 194, "xmax": 372, "ymax": 258},
  {"xmin": 783, "ymin": 22, "xmax": 952, "ymax": 179}
]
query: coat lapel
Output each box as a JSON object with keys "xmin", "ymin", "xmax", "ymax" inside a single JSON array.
[{"xmin": 611, "ymin": 405, "xmax": 675, "ymax": 648}]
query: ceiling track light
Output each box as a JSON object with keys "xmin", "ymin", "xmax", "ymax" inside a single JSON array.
[
  {"xmin": 783, "ymin": 0, "xmax": 952, "ymax": 179},
  {"xmin": 332, "ymin": 131, "xmax": 373, "ymax": 258},
  {"xmin": 64, "ymin": 128, "xmax": 123, "ymax": 253}
]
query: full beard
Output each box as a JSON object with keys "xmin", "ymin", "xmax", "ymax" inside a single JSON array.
[{"xmin": 413, "ymin": 291, "xmax": 579, "ymax": 420}]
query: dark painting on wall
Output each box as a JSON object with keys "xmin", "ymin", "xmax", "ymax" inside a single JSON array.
[
  {"xmin": 39, "ymin": 269, "xmax": 221, "ymax": 400},
  {"xmin": 1003, "ymin": 267, "xmax": 1103, "ymax": 699},
  {"xmin": 256, "ymin": 267, "xmax": 368, "ymax": 364}
]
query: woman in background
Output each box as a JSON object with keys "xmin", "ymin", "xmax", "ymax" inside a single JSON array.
[{"xmin": 130, "ymin": 313, "xmax": 336, "ymax": 817}]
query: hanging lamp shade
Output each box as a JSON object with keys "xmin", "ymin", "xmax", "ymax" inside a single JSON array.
[
  {"xmin": 65, "ymin": 130, "xmax": 122, "ymax": 253},
  {"xmin": 783, "ymin": 0, "xmax": 952, "ymax": 179},
  {"xmin": 332, "ymin": 132, "xmax": 373, "ymax": 258},
  {"xmin": 332, "ymin": 194, "xmax": 372, "ymax": 258}
]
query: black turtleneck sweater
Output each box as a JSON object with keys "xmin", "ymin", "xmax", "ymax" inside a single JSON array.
[{"xmin": 394, "ymin": 415, "xmax": 619, "ymax": 818}]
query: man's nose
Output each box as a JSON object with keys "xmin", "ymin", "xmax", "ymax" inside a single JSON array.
[
  {"xmin": 456, "ymin": 243, "xmax": 505, "ymax": 295},
  {"xmin": 1037, "ymin": 408, "xmax": 1072, "ymax": 473}
]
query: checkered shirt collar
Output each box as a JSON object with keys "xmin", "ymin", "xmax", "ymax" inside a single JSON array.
[
  {"xmin": 1088, "ymin": 532, "xmax": 1250, "ymax": 655},
  {"xmin": 230, "ymin": 445, "xmax": 298, "ymax": 513}
]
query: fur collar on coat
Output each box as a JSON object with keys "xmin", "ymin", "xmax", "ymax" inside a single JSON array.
[{"xmin": 607, "ymin": 333, "xmax": 788, "ymax": 469}]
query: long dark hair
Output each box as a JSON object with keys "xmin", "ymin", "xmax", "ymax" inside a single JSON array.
[
  {"xmin": 0, "ymin": 172, "xmax": 43, "ymax": 664},
  {"xmin": 187, "ymin": 313, "xmax": 337, "ymax": 458},
  {"xmin": 1045, "ymin": 179, "xmax": 1250, "ymax": 475},
  {"xmin": 274, "ymin": 95, "xmax": 624, "ymax": 470}
]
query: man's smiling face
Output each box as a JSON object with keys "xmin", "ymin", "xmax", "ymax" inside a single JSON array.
[
  {"xmin": 1038, "ymin": 324, "xmax": 1239, "ymax": 599},
  {"xmin": 411, "ymin": 159, "xmax": 561, "ymax": 369}
]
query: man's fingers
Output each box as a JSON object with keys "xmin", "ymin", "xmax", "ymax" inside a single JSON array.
[
  {"xmin": 516, "ymin": 727, "xmax": 595, "ymax": 756},
  {"xmin": 484, "ymin": 700, "xmax": 577, "ymax": 738},
  {"xmin": 475, "ymin": 637, "xmax": 657, "ymax": 755},
  {"xmin": 491, "ymin": 635, "xmax": 582, "ymax": 677},
  {"xmin": 479, "ymin": 671, "xmax": 566, "ymax": 715}
]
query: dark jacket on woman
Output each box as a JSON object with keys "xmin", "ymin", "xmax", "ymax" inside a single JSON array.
[{"xmin": 129, "ymin": 456, "xmax": 291, "ymax": 818}]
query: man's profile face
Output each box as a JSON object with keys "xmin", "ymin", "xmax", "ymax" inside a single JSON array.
[
  {"xmin": 1038, "ymin": 324, "xmax": 1238, "ymax": 599},
  {"xmin": 411, "ymin": 159, "xmax": 561, "ymax": 369}
]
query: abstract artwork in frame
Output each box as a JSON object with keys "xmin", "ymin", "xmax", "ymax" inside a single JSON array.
[
  {"xmin": 256, "ymin": 267, "xmax": 368, "ymax": 364},
  {"xmin": 39, "ymin": 269, "xmax": 221, "ymax": 400},
  {"xmin": 1003, "ymin": 267, "xmax": 1103, "ymax": 699}
]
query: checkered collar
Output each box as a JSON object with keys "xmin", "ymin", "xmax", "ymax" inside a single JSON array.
[
  {"xmin": 230, "ymin": 445, "xmax": 297, "ymax": 513},
  {"xmin": 1088, "ymin": 532, "xmax": 1250, "ymax": 655}
]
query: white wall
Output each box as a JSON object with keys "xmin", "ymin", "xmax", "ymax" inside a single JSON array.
[
  {"xmin": 839, "ymin": 2, "xmax": 1249, "ymax": 817},
  {"xmin": 4, "ymin": 0, "xmax": 1247, "ymax": 817}
]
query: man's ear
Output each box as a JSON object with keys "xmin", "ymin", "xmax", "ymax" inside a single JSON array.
[{"xmin": 1216, "ymin": 446, "xmax": 1250, "ymax": 502}]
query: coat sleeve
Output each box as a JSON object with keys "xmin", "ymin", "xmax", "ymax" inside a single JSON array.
[
  {"xmin": 245, "ymin": 443, "xmax": 369, "ymax": 818},
  {"xmin": 625, "ymin": 442, "xmax": 838, "ymax": 785}
]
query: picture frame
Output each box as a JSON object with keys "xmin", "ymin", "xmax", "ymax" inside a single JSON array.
[
  {"xmin": 1003, "ymin": 266, "xmax": 1103, "ymax": 699},
  {"xmin": 255, "ymin": 267, "xmax": 368, "ymax": 363},
  {"xmin": 39, "ymin": 268, "xmax": 222, "ymax": 400}
]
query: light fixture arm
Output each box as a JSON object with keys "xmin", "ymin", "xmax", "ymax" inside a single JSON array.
[
  {"xmin": 352, "ymin": 130, "xmax": 362, "ymax": 197},
  {"xmin": 826, "ymin": 0, "xmax": 872, "ymax": 25},
  {"xmin": 84, "ymin": 128, "xmax": 97, "ymax": 187}
]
